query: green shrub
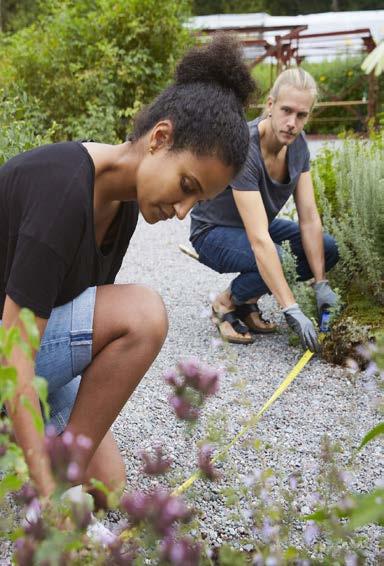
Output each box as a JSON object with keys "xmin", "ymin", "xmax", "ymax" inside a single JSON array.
[
  {"xmin": 0, "ymin": 0, "xmax": 191, "ymax": 142},
  {"xmin": 0, "ymin": 86, "xmax": 53, "ymax": 165},
  {"xmin": 313, "ymin": 133, "xmax": 384, "ymax": 304}
]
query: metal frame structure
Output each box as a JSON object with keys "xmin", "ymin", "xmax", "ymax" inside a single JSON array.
[{"xmin": 198, "ymin": 23, "xmax": 379, "ymax": 126}]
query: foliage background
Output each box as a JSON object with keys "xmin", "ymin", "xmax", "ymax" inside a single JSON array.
[{"xmin": 0, "ymin": 0, "xmax": 191, "ymax": 144}]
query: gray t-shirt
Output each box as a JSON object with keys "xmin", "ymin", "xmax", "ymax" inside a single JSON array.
[{"xmin": 190, "ymin": 117, "xmax": 310, "ymax": 242}]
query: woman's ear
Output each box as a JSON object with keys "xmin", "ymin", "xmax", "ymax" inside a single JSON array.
[{"xmin": 148, "ymin": 120, "xmax": 174, "ymax": 153}]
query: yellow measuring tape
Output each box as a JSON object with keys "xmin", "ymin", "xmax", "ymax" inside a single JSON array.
[
  {"xmin": 120, "ymin": 339, "xmax": 324, "ymax": 541},
  {"xmin": 172, "ymin": 344, "xmax": 318, "ymax": 496}
]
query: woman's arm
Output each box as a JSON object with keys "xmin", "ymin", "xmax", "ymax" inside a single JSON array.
[
  {"xmin": 294, "ymin": 171, "xmax": 326, "ymax": 282},
  {"xmin": 232, "ymin": 189, "xmax": 295, "ymax": 308},
  {"xmin": 2, "ymin": 296, "xmax": 55, "ymax": 496}
]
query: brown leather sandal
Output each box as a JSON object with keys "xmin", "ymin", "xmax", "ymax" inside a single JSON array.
[
  {"xmin": 235, "ymin": 303, "xmax": 277, "ymax": 334},
  {"xmin": 211, "ymin": 307, "xmax": 255, "ymax": 344}
]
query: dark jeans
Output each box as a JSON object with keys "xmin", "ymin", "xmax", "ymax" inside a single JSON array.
[{"xmin": 193, "ymin": 218, "xmax": 339, "ymax": 304}]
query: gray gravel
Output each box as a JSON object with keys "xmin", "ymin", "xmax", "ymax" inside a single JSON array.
[{"xmin": 110, "ymin": 214, "xmax": 382, "ymax": 563}]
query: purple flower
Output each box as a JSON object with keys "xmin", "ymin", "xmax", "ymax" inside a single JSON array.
[
  {"xmin": 164, "ymin": 369, "xmax": 183, "ymax": 389},
  {"xmin": 141, "ymin": 446, "xmax": 172, "ymax": 475},
  {"xmin": 14, "ymin": 538, "xmax": 36, "ymax": 566},
  {"xmin": 67, "ymin": 461, "xmax": 81, "ymax": 482},
  {"xmin": 61, "ymin": 430, "xmax": 74, "ymax": 446},
  {"xmin": 303, "ymin": 521, "xmax": 319, "ymax": 545},
  {"xmin": 261, "ymin": 519, "xmax": 279, "ymax": 542},
  {"xmin": 165, "ymin": 360, "xmax": 221, "ymax": 422},
  {"xmin": 197, "ymin": 367, "xmax": 220, "ymax": 396},
  {"xmin": 365, "ymin": 361, "xmax": 378, "ymax": 378},
  {"xmin": 0, "ymin": 444, "xmax": 6, "ymax": 457},
  {"xmin": 169, "ymin": 396, "xmax": 199, "ymax": 421},
  {"xmin": 178, "ymin": 359, "xmax": 200, "ymax": 380},
  {"xmin": 24, "ymin": 516, "xmax": 47, "ymax": 541},
  {"xmin": 345, "ymin": 553, "xmax": 358, "ymax": 566},
  {"xmin": 161, "ymin": 534, "xmax": 201, "ymax": 566},
  {"xmin": 198, "ymin": 444, "xmax": 219, "ymax": 480},
  {"xmin": 44, "ymin": 429, "xmax": 92, "ymax": 484},
  {"xmin": 14, "ymin": 484, "xmax": 38, "ymax": 506},
  {"xmin": 76, "ymin": 434, "xmax": 93, "ymax": 450},
  {"xmin": 288, "ymin": 473, "xmax": 299, "ymax": 491},
  {"xmin": 121, "ymin": 488, "xmax": 191, "ymax": 536},
  {"xmin": 107, "ymin": 540, "xmax": 137, "ymax": 565},
  {"xmin": 120, "ymin": 491, "xmax": 149, "ymax": 523},
  {"xmin": 71, "ymin": 501, "xmax": 93, "ymax": 531},
  {"xmin": 152, "ymin": 489, "xmax": 191, "ymax": 535}
]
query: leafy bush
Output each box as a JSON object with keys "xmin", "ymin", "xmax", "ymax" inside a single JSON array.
[
  {"xmin": 0, "ymin": 0, "xmax": 191, "ymax": 142},
  {"xmin": 0, "ymin": 86, "xmax": 53, "ymax": 165},
  {"xmin": 313, "ymin": 134, "xmax": 384, "ymax": 305}
]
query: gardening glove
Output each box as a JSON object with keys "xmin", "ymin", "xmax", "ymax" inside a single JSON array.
[
  {"xmin": 313, "ymin": 280, "xmax": 338, "ymax": 314},
  {"xmin": 282, "ymin": 303, "xmax": 320, "ymax": 353}
]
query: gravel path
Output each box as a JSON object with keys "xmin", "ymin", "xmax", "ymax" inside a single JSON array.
[{"xmin": 108, "ymin": 214, "xmax": 383, "ymax": 563}]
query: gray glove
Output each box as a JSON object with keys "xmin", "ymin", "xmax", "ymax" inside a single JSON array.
[
  {"xmin": 283, "ymin": 303, "xmax": 320, "ymax": 352},
  {"xmin": 313, "ymin": 280, "xmax": 338, "ymax": 313}
]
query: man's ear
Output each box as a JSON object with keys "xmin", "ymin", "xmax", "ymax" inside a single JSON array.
[{"xmin": 148, "ymin": 120, "xmax": 174, "ymax": 153}]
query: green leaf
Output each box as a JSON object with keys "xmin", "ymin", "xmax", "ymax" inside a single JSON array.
[
  {"xmin": 0, "ymin": 474, "xmax": 23, "ymax": 500},
  {"xmin": 89, "ymin": 478, "xmax": 110, "ymax": 497},
  {"xmin": 302, "ymin": 509, "xmax": 329, "ymax": 522},
  {"xmin": 34, "ymin": 376, "xmax": 50, "ymax": 421},
  {"xmin": 3, "ymin": 327, "xmax": 21, "ymax": 358},
  {"xmin": 358, "ymin": 422, "xmax": 384, "ymax": 450},
  {"xmin": 348, "ymin": 489, "xmax": 384, "ymax": 528},
  {"xmin": 0, "ymin": 366, "xmax": 18, "ymax": 404},
  {"xmin": 218, "ymin": 545, "xmax": 248, "ymax": 566},
  {"xmin": 20, "ymin": 308, "xmax": 40, "ymax": 350}
]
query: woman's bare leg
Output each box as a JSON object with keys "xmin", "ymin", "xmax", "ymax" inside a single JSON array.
[
  {"xmin": 84, "ymin": 430, "xmax": 125, "ymax": 509},
  {"xmin": 66, "ymin": 284, "xmax": 168, "ymax": 480}
]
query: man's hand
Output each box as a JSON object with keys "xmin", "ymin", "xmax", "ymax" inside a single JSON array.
[
  {"xmin": 313, "ymin": 280, "xmax": 338, "ymax": 313},
  {"xmin": 283, "ymin": 303, "xmax": 320, "ymax": 352}
]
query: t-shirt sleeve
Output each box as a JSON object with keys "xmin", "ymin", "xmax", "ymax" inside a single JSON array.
[
  {"xmin": 229, "ymin": 150, "xmax": 261, "ymax": 191},
  {"xmin": 6, "ymin": 234, "xmax": 67, "ymax": 319}
]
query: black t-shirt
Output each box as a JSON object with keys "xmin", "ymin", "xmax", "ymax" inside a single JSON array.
[
  {"xmin": 190, "ymin": 117, "xmax": 310, "ymax": 242},
  {"xmin": 0, "ymin": 142, "xmax": 139, "ymax": 319}
]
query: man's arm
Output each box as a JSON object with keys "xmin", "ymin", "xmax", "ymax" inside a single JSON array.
[
  {"xmin": 232, "ymin": 189, "xmax": 296, "ymax": 308},
  {"xmin": 294, "ymin": 171, "xmax": 326, "ymax": 282},
  {"xmin": 2, "ymin": 295, "xmax": 55, "ymax": 496},
  {"xmin": 233, "ymin": 188, "xmax": 320, "ymax": 352}
]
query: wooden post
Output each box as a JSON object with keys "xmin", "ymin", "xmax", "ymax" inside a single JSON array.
[{"xmin": 367, "ymin": 70, "xmax": 379, "ymax": 126}]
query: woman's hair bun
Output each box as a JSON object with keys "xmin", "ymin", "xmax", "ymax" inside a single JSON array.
[{"xmin": 175, "ymin": 34, "xmax": 256, "ymax": 106}]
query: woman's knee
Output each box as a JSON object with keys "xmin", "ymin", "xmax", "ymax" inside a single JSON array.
[{"xmin": 93, "ymin": 284, "xmax": 168, "ymax": 355}]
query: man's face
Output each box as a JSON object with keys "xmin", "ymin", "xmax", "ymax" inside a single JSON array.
[
  {"xmin": 269, "ymin": 85, "xmax": 313, "ymax": 146},
  {"xmin": 136, "ymin": 148, "xmax": 234, "ymax": 224}
]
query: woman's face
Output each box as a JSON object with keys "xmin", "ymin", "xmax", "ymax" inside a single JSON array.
[{"xmin": 136, "ymin": 129, "xmax": 234, "ymax": 224}]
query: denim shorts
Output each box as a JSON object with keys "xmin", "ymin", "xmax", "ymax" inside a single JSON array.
[{"xmin": 2, "ymin": 287, "xmax": 96, "ymax": 434}]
